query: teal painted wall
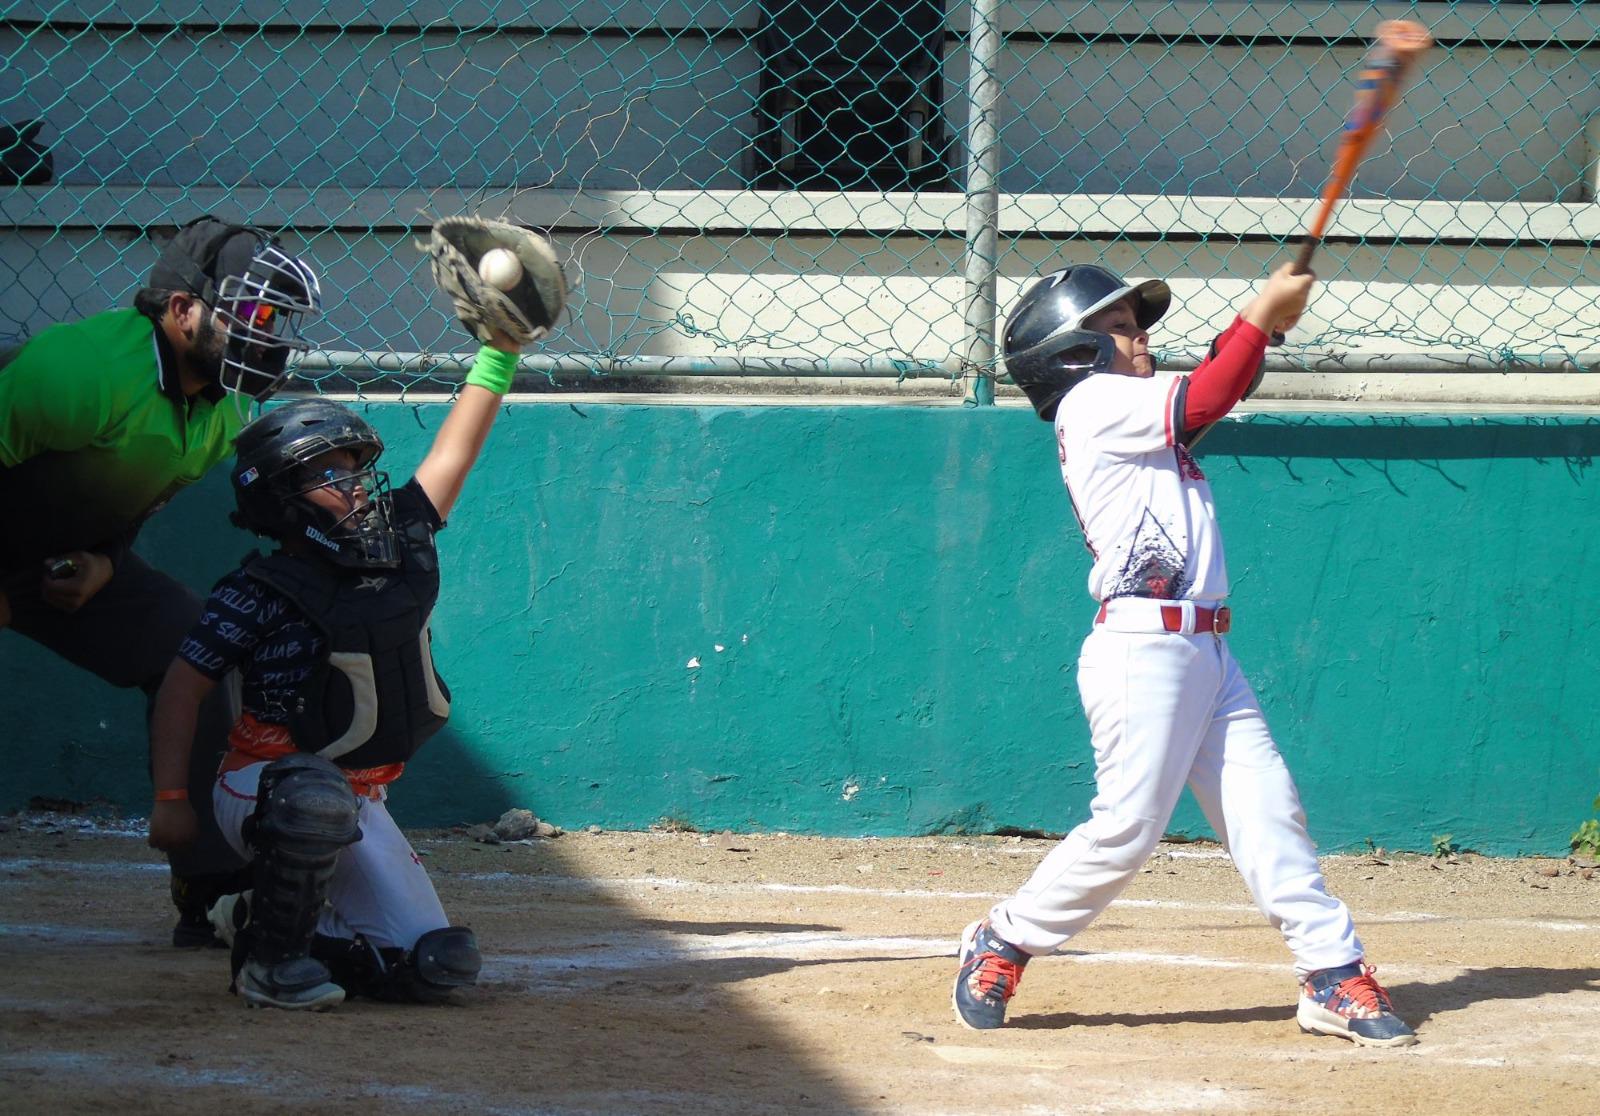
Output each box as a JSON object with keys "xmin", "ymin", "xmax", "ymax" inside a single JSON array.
[{"xmin": 4, "ymin": 405, "xmax": 1597, "ymax": 854}]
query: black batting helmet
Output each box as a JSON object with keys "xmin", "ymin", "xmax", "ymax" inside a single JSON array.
[
  {"xmin": 1002, "ymin": 265, "xmax": 1171, "ymax": 422},
  {"xmin": 230, "ymin": 399, "xmax": 400, "ymax": 569}
]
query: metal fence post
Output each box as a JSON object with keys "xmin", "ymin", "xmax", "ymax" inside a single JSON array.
[{"xmin": 960, "ymin": 0, "xmax": 1003, "ymax": 406}]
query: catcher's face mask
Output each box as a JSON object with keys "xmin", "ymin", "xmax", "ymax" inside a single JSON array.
[
  {"xmin": 286, "ymin": 456, "xmax": 400, "ymax": 570},
  {"xmin": 214, "ymin": 241, "xmax": 322, "ymax": 414}
]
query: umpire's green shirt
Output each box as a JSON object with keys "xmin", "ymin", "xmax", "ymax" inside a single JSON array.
[{"xmin": 0, "ymin": 308, "xmax": 243, "ymax": 583}]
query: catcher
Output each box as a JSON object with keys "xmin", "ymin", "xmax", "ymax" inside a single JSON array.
[{"xmin": 146, "ymin": 219, "xmax": 567, "ymax": 1010}]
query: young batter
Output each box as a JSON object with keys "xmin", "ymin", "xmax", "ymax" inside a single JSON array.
[
  {"xmin": 952, "ymin": 262, "xmax": 1416, "ymax": 1048},
  {"xmin": 146, "ymin": 330, "xmax": 527, "ymax": 1011}
]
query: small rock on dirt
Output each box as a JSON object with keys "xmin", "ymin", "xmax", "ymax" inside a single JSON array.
[{"xmin": 492, "ymin": 809, "xmax": 562, "ymax": 841}]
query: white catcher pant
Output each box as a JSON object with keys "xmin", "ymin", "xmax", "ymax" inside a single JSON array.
[
  {"xmin": 214, "ymin": 762, "xmax": 450, "ymax": 951},
  {"xmin": 988, "ymin": 624, "xmax": 1363, "ymax": 979}
]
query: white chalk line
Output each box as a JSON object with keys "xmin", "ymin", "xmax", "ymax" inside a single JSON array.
[
  {"xmin": 0, "ymin": 1050, "xmax": 580, "ymax": 1115},
  {"xmin": 7, "ymin": 857, "xmax": 1600, "ymax": 935},
  {"xmin": 467, "ymin": 872, "xmax": 1600, "ymax": 933},
  {"xmin": 469, "ymin": 870, "xmax": 1263, "ymax": 908},
  {"xmin": 0, "ymin": 857, "xmax": 167, "ymax": 874},
  {"xmin": 487, "ymin": 931, "xmax": 1478, "ymax": 986},
  {"xmin": 0, "ymin": 1050, "xmax": 261, "ymax": 1088},
  {"xmin": 0, "ymin": 923, "xmax": 144, "ymax": 944},
  {"xmin": 0, "ymin": 922, "xmax": 1376, "ymax": 981}
]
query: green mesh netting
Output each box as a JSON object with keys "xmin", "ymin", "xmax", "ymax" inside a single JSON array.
[{"xmin": 2, "ymin": 2, "xmax": 1596, "ymax": 394}]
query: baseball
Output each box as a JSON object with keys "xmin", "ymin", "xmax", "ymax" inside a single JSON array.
[{"xmin": 478, "ymin": 248, "xmax": 522, "ymax": 290}]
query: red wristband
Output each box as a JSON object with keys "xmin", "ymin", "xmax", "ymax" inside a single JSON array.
[{"xmin": 154, "ymin": 788, "xmax": 188, "ymax": 802}]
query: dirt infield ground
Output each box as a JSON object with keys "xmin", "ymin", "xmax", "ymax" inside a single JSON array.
[{"xmin": 2, "ymin": 813, "xmax": 1597, "ymax": 1116}]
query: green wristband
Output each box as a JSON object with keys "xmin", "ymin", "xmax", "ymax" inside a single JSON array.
[{"xmin": 464, "ymin": 346, "xmax": 518, "ymax": 394}]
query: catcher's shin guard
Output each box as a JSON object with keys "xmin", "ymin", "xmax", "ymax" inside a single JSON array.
[
  {"xmin": 313, "ymin": 926, "xmax": 482, "ymax": 1004},
  {"xmin": 235, "ymin": 754, "xmax": 360, "ymax": 1008}
]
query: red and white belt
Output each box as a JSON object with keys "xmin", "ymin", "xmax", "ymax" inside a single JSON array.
[{"xmin": 1094, "ymin": 598, "xmax": 1232, "ymax": 635}]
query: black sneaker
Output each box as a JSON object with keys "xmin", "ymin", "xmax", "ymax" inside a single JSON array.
[{"xmin": 172, "ymin": 908, "xmax": 222, "ymax": 948}]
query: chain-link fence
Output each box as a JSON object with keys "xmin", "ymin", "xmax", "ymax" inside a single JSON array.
[{"xmin": 2, "ymin": 1, "xmax": 1597, "ymax": 395}]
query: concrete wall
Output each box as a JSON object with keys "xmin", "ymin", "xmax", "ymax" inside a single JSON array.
[{"xmin": 4, "ymin": 400, "xmax": 1598, "ymax": 855}]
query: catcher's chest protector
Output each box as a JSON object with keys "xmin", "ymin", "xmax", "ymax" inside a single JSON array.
[{"xmin": 244, "ymin": 541, "xmax": 449, "ymax": 769}]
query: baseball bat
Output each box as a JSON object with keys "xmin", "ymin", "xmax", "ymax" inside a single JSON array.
[
  {"xmin": 1262, "ymin": 19, "xmax": 1433, "ymax": 350},
  {"xmin": 1291, "ymin": 19, "xmax": 1434, "ymax": 275},
  {"xmin": 1190, "ymin": 22, "xmax": 1432, "ymax": 448}
]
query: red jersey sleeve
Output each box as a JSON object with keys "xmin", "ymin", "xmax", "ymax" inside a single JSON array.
[{"xmin": 1179, "ymin": 315, "xmax": 1269, "ymax": 436}]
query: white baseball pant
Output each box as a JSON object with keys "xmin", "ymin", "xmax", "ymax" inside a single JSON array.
[
  {"xmin": 988, "ymin": 616, "xmax": 1363, "ymax": 979},
  {"xmin": 214, "ymin": 761, "xmax": 449, "ymax": 951}
]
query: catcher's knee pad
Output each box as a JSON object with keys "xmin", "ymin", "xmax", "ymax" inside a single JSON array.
[
  {"xmin": 412, "ymin": 926, "xmax": 482, "ymax": 996},
  {"xmin": 313, "ymin": 927, "xmax": 481, "ymax": 1004},
  {"xmin": 246, "ymin": 753, "xmax": 362, "ymax": 853},
  {"xmin": 244, "ymin": 754, "xmax": 361, "ymax": 966}
]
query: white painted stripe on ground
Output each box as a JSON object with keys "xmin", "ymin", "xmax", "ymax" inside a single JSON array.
[
  {"xmin": 486, "ymin": 931, "xmax": 1461, "ymax": 985},
  {"xmin": 465, "ymin": 872, "xmax": 1600, "ymax": 932},
  {"xmin": 1164, "ymin": 848, "xmax": 1233, "ymax": 860},
  {"xmin": 7, "ymin": 815, "xmax": 150, "ymax": 839},
  {"xmin": 490, "ymin": 932, "xmax": 952, "ymax": 977},
  {"xmin": 0, "ymin": 1050, "xmax": 262, "ymax": 1087},
  {"xmin": 0, "ymin": 857, "xmax": 167, "ymax": 874},
  {"xmin": 9, "ymin": 857, "xmax": 1599, "ymax": 934},
  {"xmin": 464, "ymin": 870, "xmax": 1262, "ymax": 909},
  {"xmin": 0, "ymin": 923, "xmax": 144, "ymax": 943},
  {"xmin": 0, "ymin": 1050, "xmax": 578, "ymax": 1114}
]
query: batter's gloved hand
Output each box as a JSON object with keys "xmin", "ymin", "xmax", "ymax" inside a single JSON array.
[{"xmin": 424, "ymin": 217, "xmax": 568, "ymax": 347}]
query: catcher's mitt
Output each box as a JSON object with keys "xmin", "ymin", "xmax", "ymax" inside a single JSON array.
[{"xmin": 425, "ymin": 216, "xmax": 568, "ymax": 346}]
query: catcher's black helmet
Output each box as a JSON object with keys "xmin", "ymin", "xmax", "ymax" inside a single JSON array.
[
  {"xmin": 1002, "ymin": 265, "xmax": 1172, "ymax": 422},
  {"xmin": 230, "ymin": 399, "xmax": 399, "ymax": 569}
]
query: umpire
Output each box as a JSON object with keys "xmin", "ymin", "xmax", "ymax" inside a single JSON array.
[{"xmin": 0, "ymin": 215, "xmax": 321, "ymax": 945}]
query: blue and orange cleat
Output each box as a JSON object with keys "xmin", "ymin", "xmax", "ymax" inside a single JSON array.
[
  {"xmin": 952, "ymin": 919, "xmax": 1029, "ymax": 1031},
  {"xmin": 1297, "ymin": 962, "xmax": 1417, "ymax": 1048}
]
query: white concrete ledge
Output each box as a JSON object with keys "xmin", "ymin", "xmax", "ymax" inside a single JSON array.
[{"xmin": 5, "ymin": 186, "xmax": 1595, "ymax": 243}]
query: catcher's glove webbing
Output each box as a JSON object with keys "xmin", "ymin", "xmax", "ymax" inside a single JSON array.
[{"xmin": 425, "ymin": 217, "xmax": 568, "ymax": 347}]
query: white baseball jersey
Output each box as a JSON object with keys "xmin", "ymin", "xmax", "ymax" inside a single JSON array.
[{"xmin": 1054, "ymin": 372, "xmax": 1228, "ymax": 604}]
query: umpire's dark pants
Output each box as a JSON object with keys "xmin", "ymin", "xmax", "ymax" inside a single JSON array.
[{"xmin": 3, "ymin": 553, "xmax": 246, "ymax": 886}]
